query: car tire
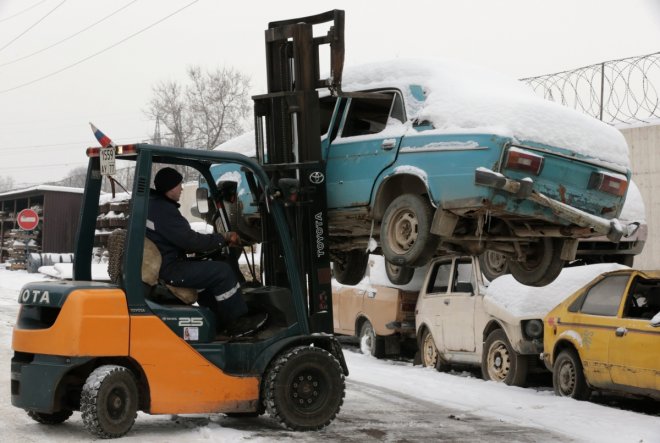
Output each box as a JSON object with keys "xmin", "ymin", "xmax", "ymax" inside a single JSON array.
[
  {"xmin": 481, "ymin": 329, "xmax": 528, "ymax": 387},
  {"xmin": 478, "ymin": 251, "xmax": 510, "ymax": 281},
  {"xmin": 507, "ymin": 238, "xmax": 565, "ymax": 286},
  {"xmin": 385, "ymin": 260, "xmax": 415, "ymax": 285},
  {"xmin": 264, "ymin": 346, "xmax": 345, "ymax": 431},
  {"xmin": 359, "ymin": 320, "xmax": 385, "ymax": 358},
  {"xmin": 553, "ymin": 349, "xmax": 591, "ymax": 400},
  {"xmin": 27, "ymin": 409, "xmax": 73, "ymax": 425},
  {"xmin": 81, "ymin": 365, "xmax": 139, "ymax": 439},
  {"xmin": 333, "ymin": 250, "xmax": 369, "ymax": 285},
  {"xmin": 420, "ymin": 329, "xmax": 449, "ymax": 371},
  {"xmin": 381, "ymin": 194, "xmax": 439, "ymax": 268}
]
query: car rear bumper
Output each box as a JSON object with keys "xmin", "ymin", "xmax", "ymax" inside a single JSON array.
[{"xmin": 475, "ymin": 168, "xmax": 638, "ymax": 242}]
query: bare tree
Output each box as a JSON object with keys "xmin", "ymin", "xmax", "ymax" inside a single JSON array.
[
  {"xmin": 57, "ymin": 166, "xmax": 88, "ymax": 188},
  {"xmin": 0, "ymin": 176, "xmax": 14, "ymax": 192},
  {"xmin": 145, "ymin": 65, "xmax": 251, "ymax": 150}
]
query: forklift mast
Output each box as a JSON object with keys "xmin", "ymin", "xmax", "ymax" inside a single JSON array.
[{"xmin": 253, "ymin": 10, "xmax": 345, "ymax": 334}]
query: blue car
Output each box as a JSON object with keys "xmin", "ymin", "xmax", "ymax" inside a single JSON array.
[{"xmin": 213, "ymin": 58, "xmax": 636, "ymax": 287}]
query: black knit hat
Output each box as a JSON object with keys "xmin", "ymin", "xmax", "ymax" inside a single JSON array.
[{"xmin": 154, "ymin": 167, "xmax": 183, "ymax": 193}]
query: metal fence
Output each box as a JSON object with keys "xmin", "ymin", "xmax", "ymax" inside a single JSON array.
[{"xmin": 521, "ymin": 51, "xmax": 660, "ymax": 125}]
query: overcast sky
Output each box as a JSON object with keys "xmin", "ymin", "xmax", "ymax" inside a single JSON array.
[{"xmin": 1, "ymin": 0, "xmax": 659, "ymax": 188}]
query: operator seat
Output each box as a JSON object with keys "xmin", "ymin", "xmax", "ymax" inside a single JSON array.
[{"xmin": 107, "ymin": 229, "xmax": 197, "ymax": 304}]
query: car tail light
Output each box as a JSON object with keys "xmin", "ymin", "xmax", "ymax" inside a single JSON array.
[
  {"xmin": 504, "ymin": 147, "xmax": 544, "ymax": 175},
  {"xmin": 588, "ymin": 171, "xmax": 628, "ymax": 197}
]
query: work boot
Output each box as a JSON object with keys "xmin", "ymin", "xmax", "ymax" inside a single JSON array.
[{"xmin": 226, "ymin": 311, "xmax": 268, "ymax": 337}]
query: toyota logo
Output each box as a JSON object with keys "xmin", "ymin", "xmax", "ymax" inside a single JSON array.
[{"xmin": 309, "ymin": 171, "xmax": 325, "ymax": 184}]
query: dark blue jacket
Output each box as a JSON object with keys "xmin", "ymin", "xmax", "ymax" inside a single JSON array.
[{"xmin": 146, "ymin": 192, "xmax": 226, "ymax": 272}]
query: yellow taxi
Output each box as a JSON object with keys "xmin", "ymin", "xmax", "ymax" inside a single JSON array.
[{"xmin": 543, "ymin": 268, "xmax": 660, "ymax": 400}]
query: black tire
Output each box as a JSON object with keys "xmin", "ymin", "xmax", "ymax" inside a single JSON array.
[
  {"xmin": 553, "ymin": 349, "xmax": 591, "ymax": 400},
  {"xmin": 380, "ymin": 194, "xmax": 439, "ymax": 268},
  {"xmin": 478, "ymin": 251, "xmax": 510, "ymax": 282},
  {"xmin": 481, "ymin": 329, "xmax": 528, "ymax": 387},
  {"xmin": 225, "ymin": 411, "xmax": 263, "ymax": 418},
  {"xmin": 420, "ymin": 329, "xmax": 449, "ymax": 371},
  {"xmin": 507, "ymin": 238, "xmax": 565, "ymax": 287},
  {"xmin": 333, "ymin": 250, "xmax": 369, "ymax": 285},
  {"xmin": 359, "ymin": 320, "xmax": 384, "ymax": 358},
  {"xmin": 385, "ymin": 260, "xmax": 415, "ymax": 285},
  {"xmin": 265, "ymin": 346, "xmax": 345, "ymax": 430},
  {"xmin": 27, "ymin": 409, "xmax": 73, "ymax": 425},
  {"xmin": 81, "ymin": 365, "xmax": 139, "ymax": 439}
]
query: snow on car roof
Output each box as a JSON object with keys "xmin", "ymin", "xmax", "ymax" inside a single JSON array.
[
  {"xmin": 484, "ymin": 263, "xmax": 630, "ymax": 317},
  {"xmin": 341, "ymin": 57, "xmax": 630, "ymax": 169}
]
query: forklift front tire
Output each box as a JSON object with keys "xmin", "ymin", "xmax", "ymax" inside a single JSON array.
[
  {"xmin": 27, "ymin": 409, "xmax": 73, "ymax": 425},
  {"xmin": 81, "ymin": 365, "xmax": 139, "ymax": 439},
  {"xmin": 265, "ymin": 346, "xmax": 345, "ymax": 431}
]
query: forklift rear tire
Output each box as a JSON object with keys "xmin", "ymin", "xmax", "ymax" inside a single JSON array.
[
  {"xmin": 27, "ymin": 409, "xmax": 73, "ymax": 425},
  {"xmin": 265, "ymin": 346, "xmax": 345, "ymax": 431},
  {"xmin": 81, "ymin": 365, "xmax": 139, "ymax": 439}
]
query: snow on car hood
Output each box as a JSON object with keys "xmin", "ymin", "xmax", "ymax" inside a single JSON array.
[
  {"xmin": 483, "ymin": 263, "xmax": 630, "ymax": 318},
  {"xmin": 341, "ymin": 57, "xmax": 630, "ymax": 169}
]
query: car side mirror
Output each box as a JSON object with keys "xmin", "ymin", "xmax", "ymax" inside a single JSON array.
[{"xmin": 196, "ymin": 188, "xmax": 210, "ymax": 215}]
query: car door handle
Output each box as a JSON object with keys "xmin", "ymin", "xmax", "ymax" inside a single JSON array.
[
  {"xmin": 381, "ymin": 139, "xmax": 397, "ymax": 150},
  {"xmin": 615, "ymin": 327, "xmax": 627, "ymax": 337},
  {"xmin": 444, "ymin": 299, "xmax": 450, "ymax": 305}
]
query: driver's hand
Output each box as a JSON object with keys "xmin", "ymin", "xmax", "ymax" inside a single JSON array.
[{"xmin": 223, "ymin": 231, "xmax": 241, "ymax": 247}]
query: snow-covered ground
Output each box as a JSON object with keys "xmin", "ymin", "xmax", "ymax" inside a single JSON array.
[{"xmin": 1, "ymin": 266, "xmax": 658, "ymax": 442}]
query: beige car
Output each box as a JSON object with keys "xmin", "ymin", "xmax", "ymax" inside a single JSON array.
[
  {"xmin": 332, "ymin": 255, "xmax": 422, "ymax": 358},
  {"xmin": 415, "ymin": 256, "xmax": 547, "ymax": 386}
]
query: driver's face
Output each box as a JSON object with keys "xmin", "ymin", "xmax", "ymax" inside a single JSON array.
[{"xmin": 165, "ymin": 182, "xmax": 183, "ymax": 202}]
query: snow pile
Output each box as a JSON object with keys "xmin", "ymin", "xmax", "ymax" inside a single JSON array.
[
  {"xmin": 341, "ymin": 57, "xmax": 630, "ymax": 168},
  {"xmin": 38, "ymin": 263, "xmax": 110, "ymax": 281},
  {"xmin": 99, "ymin": 191, "xmax": 131, "ymax": 204},
  {"xmin": 484, "ymin": 263, "xmax": 630, "ymax": 317}
]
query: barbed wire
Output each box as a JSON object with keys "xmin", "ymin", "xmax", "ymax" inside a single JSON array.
[{"xmin": 521, "ymin": 51, "xmax": 660, "ymax": 125}]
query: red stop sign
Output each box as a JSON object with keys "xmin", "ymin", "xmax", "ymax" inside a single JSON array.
[{"xmin": 17, "ymin": 209, "xmax": 39, "ymax": 231}]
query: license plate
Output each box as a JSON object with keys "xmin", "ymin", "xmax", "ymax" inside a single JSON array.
[{"xmin": 100, "ymin": 146, "xmax": 116, "ymax": 176}]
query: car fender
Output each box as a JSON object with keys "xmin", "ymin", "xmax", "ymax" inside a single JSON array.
[{"xmin": 371, "ymin": 167, "xmax": 435, "ymax": 220}]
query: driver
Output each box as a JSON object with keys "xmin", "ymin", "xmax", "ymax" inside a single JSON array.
[{"xmin": 146, "ymin": 167, "xmax": 266, "ymax": 337}]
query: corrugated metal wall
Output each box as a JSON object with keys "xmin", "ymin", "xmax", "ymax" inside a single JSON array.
[
  {"xmin": 42, "ymin": 191, "xmax": 83, "ymax": 252},
  {"xmin": 620, "ymin": 123, "xmax": 660, "ymax": 269}
]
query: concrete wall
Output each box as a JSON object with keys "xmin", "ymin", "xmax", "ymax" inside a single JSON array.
[{"xmin": 620, "ymin": 123, "xmax": 660, "ymax": 269}]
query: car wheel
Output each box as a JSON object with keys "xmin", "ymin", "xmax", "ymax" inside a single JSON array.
[
  {"xmin": 478, "ymin": 251, "xmax": 510, "ymax": 281},
  {"xmin": 381, "ymin": 194, "xmax": 439, "ymax": 268},
  {"xmin": 359, "ymin": 320, "xmax": 384, "ymax": 358},
  {"xmin": 553, "ymin": 349, "xmax": 591, "ymax": 400},
  {"xmin": 385, "ymin": 260, "xmax": 415, "ymax": 285},
  {"xmin": 507, "ymin": 238, "xmax": 565, "ymax": 286},
  {"xmin": 80, "ymin": 365, "xmax": 139, "ymax": 439},
  {"xmin": 333, "ymin": 250, "xmax": 369, "ymax": 285},
  {"xmin": 420, "ymin": 329, "xmax": 448, "ymax": 371},
  {"xmin": 27, "ymin": 409, "xmax": 73, "ymax": 425},
  {"xmin": 264, "ymin": 346, "xmax": 345, "ymax": 431},
  {"xmin": 481, "ymin": 329, "xmax": 528, "ymax": 387}
]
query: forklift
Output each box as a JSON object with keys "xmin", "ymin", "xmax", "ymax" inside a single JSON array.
[{"xmin": 11, "ymin": 10, "xmax": 347, "ymax": 438}]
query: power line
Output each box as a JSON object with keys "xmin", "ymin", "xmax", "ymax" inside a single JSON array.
[
  {"xmin": 0, "ymin": 0, "xmax": 66, "ymax": 53},
  {"xmin": 0, "ymin": 0, "xmax": 49, "ymax": 24},
  {"xmin": 0, "ymin": 0, "xmax": 138, "ymax": 69},
  {"xmin": 0, "ymin": 0, "xmax": 200, "ymax": 95}
]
